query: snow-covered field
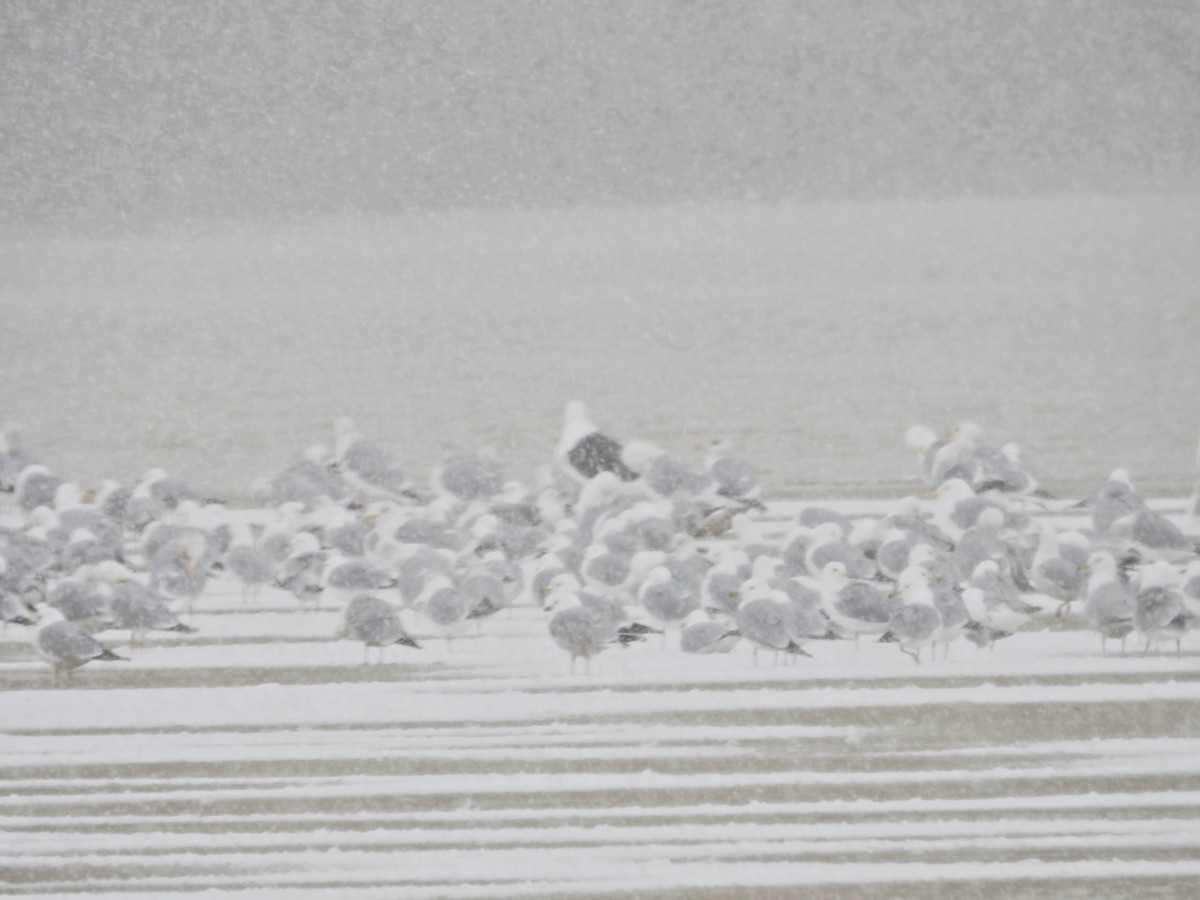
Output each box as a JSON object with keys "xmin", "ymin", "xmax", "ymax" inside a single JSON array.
[{"xmin": 4, "ymin": 498, "xmax": 1199, "ymax": 898}]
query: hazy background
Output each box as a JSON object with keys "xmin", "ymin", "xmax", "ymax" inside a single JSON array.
[
  {"xmin": 2, "ymin": 1, "xmax": 1198, "ymax": 499},
  {"xmin": 4, "ymin": 0, "xmax": 1198, "ymax": 228}
]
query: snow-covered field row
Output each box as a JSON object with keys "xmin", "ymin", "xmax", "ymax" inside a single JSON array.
[{"xmin": 2, "ymin": 499, "xmax": 1199, "ymax": 897}]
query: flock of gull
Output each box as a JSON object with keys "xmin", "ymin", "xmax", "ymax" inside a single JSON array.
[{"xmin": 2, "ymin": 406, "xmax": 1200, "ymax": 683}]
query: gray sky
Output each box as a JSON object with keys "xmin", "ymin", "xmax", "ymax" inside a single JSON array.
[{"xmin": 2, "ymin": 0, "xmax": 1197, "ymax": 229}]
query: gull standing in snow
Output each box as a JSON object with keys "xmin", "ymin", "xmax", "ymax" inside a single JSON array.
[
  {"xmin": 0, "ymin": 422, "xmax": 38, "ymax": 492},
  {"xmin": 621, "ymin": 441, "xmax": 711, "ymax": 499},
  {"xmin": 433, "ymin": 456, "xmax": 508, "ymax": 503},
  {"xmin": 1135, "ymin": 561, "xmax": 1191, "ymax": 655},
  {"xmin": 222, "ymin": 524, "xmax": 275, "ymax": 605},
  {"xmin": 1086, "ymin": 469, "xmax": 1148, "ymax": 534},
  {"xmin": 734, "ymin": 591, "xmax": 808, "ymax": 665},
  {"xmin": 338, "ymin": 594, "xmax": 421, "ymax": 664},
  {"xmin": 905, "ymin": 424, "xmax": 952, "ymax": 488},
  {"xmin": 1182, "ymin": 561, "xmax": 1200, "ymax": 619},
  {"xmin": 878, "ymin": 567, "xmax": 943, "ymax": 664},
  {"xmin": 1109, "ymin": 508, "xmax": 1197, "ymax": 563},
  {"xmin": 679, "ymin": 610, "xmax": 741, "ymax": 654},
  {"xmin": 322, "ymin": 554, "xmax": 398, "ymax": 610},
  {"xmin": 806, "ymin": 522, "xmax": 875, "ymax": 580},
  {"xmin": 818, "ymin": 561, "xmax": 901, "ymax": 645},
  {"xmin": 637, "ymin": 564, "xmax": 699, "ymax": 646},
  {"xmin": 333, "ymin": 417, "xmax": 422, "ymax": 505},
  {"xmin": 963, "ymin": 559, "xmax": 1042, "ymax": 635},
  {"xmin": 108, "ymin": 578, "xmax": 198, "ymax": 648},
  {"xmin": 148, "ymin": 529, "xmax": 211, "ymax": 617},
  {"xmin": 29, "ymin": 606, "xmax": 127, "ymax": 685},
  {"xmin": 15, "ymin": 464, "xmax": 62, "ymax": 512},
  {"xmin": 701, "ymin": 548, "xmax": 752, "ymax": 617},
  {"xmin": 1029, "ymin": 527, "xmax": 1086, "ymax": 616},
  {"xmin": 703, "ymin": 438, "xmax": 766, "ymax": 511},
  {"xmin": 544, "ymin": 573, "xmax": 625, "ymax": 673},
  {"xmin": 417, "ymin": 573, "xmax": 471, "ymax": 649}
]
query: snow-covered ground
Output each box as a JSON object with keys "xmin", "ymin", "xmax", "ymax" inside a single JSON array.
[{"xmin": 3, "ymin": 498, "xmax": 1199, "ymax": 897}]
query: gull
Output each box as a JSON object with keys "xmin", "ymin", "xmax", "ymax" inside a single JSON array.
[
  {"xmin": 963, "ymin": 559, "xmax": 1041, "ymax": 634},
  {"xmin": 46, "ymin": 573, "xmax": 111, "ymax": 632},
  {"xmin": 636, "ymin": 565, "xmax": 699, "ymax": 645},
  {"xmin": 555, "ymin": 401, "xmax": 639, "ymax": 485},
  {"xmin": 818, "ymin": 561, "xmax": 901, "ymax": 645},
  {"xmin": 703, "ymin": 438, "xmax": 766, "ymax": 511},
  {"xmin": 1182, "ymin": 560, "xmax": 1200, "ymax": 619},
  {"xmin": 276, "ymin": 533, "xmax": 328, "ymax": 607},
  {"xmin": 417, "ymin": 574, "xmax": 471, "ymax": 648},
  {"xmin": 679, "ymin": 610, "xmax": 741, "ymax": 654},
  {"xmin": 806, "ymin": 522, "xmax": 875, "ymax": 580},
  {"xmin": 1083, "ymin": 551, "xmax": 1136, "ymax": 654},
  {"xmin": 1109, "ymin": 509, "xmax": 1197, "ymax": 563},
  {"xmin": 621, "ymin": 441, "xmax": 712, "ymax": 499},
  {"xmin": 544, "ymin": 573, "xmax": 628, "ymax": 673},
  {"xmin": 1086, "ymin": 469, "xmax": 1148, "ymax": 534},
  {"xmin": 953, "ymin": 508, "xmax": 1010, "ymax": 580},
  {"xmin": 266, "ymin": 444, "xmax": 347, "ymax": 506},
  {"xmin": 433, "ymin": 456, "xmax": 508, "ymax": 503},
  {"xmin": 332, "ymin": 417, "xmax": 422, "ymax": 505},
  {"xmin": 0, "ymin": 421, "xmax": 38, "ymax": 492},
  {"xmin": 222, "ymin": 526, "xmax": 276, "ymax": 605},
  {"xmin": 878, "ymin": 567, "xmax": 943, "ymax": 664},
  {"xmin": 734, "ymin": 590, "xmax": 810, "ymax": 665},
  {"xmin": 701, "ymin": 548, "xmax": 752, "ymax": 617},
  {"xmin": 905, "ymin": 424, "xmax": 953, "ymax": 489},
  {"xmin": 966, "ymin": 439, "xmax": 1040, "ymax": 496},
  {"xmin": 16, "ymin": 464, "xmax": 62, "ymax": 512},
  {"xmin": 323, "ymin": 555, "xmax": 398, "ymax": 610},
  {"xmin": 1135, "ymin": 561, "xmax": 1191, "ymax": 654},
  {"xmin": 109, "ymin": 579, "xmax": 198, "ymax": 647},
  {"xmin": 337, "ymin": 594, "xmax": 421, "ymax": 664},
  {"xmin": 148, "ymin": 529, "xmax": 211, "ymax": 617},
  {"xmin": 29, "ymin": 607, "xmax": 127, "ymax": 685},
  {"xmin": 1029, "ymin": 527, "xmax": 1086, "ymax": 616}
]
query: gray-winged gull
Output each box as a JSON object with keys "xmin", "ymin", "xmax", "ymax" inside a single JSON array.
[
  {"xmin": 417, "ymin": 574, "xmax": 471, "ymax": 647},
  {"xmin": 806, "ymin": 522, "xmax": 875, "ymax": 580},
  {"xmin": 734, "ymin": 593, "xmax": 808, "ymax": 665},
  {"xmin": 30, "ymin": 607, "xmax": 127, "ymax": 685},
  {"xmin": 148, "ymin": 529, "xmax": 211, "ymax": 616},
  {"xmin": 877, "ymin": 567, "xmax": 943, "ymax": 664},
  {"xmin": 333, "ymin": 418, "xmax": 422, "ymax": 504},
  {"xmin": 338, "ymin": 594, "xmax": 421, "ymax": 664},
  {"xmin": 0, "ymin": 422, "xmax": 37, "ymax": 492},
  {"xmin": 544, "ymin": 573, "xmax": 623, "ymax": 673},
  {"xmin": 109, "ymin": 579, "xmax": 198, "ymax": 647},
  {"xmin": 1083, "ymin": 551, "xmax": 1136, "ymax": 654},
  {"xmin": 434, "ymin": 456, "xmax": 508, "ymax": 502},
  {"xmin": 679, "ymin": 610, "xmax": 741, "ymax": 654},
  {"xmin": 16, "ymin": 465, "xmax": 62, "ymax": 512},
  {"xmin": 704, "ymin": 438, "xmax": 766, "ymax": 511},
  {"xmin": 1183, "ymin": 561, "xmax": 1200, "ymax": 619},
  {"xmin": 636, "ymin": 564, "xmax": 699, "ymax": 644},
  {"xmin": 1134, "ymin": 561, "xmax": 1191, "ymax": 654},
  {"xmin": 276, "ymin": 533, "xmax": 328, "ymax": 606},
  {"xmin": 621, "ymin": 441, "xmax": 711, "ymax": 498},
  {"xmin": 1030, "ymin": 526, "xmax": 1085, "ymax": 615},
  {"xmin": 818, "ymin": 561, "xmax": 902, "ymax": 644}
]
